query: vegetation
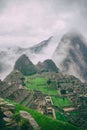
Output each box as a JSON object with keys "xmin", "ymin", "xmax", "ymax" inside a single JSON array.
[
  {"xmin": 36, "ymin": 59, "xmax": 59, "ymax": 73},
  {"xmin": 14, "ymin": 103, "xmax": 81, "ymax": 130},
  {"xmin": 25, "ymin": 77, "xmax": 58, "ymax": 95},
  {"xmin": 0, "ymin": 109, "xmax": 6, "ymax": 130},
  {"xmin": 14, "ymin": 54, "xmax": 36, "ymax": 76},
  {"xmin": 52, "ymin": 97, "xmax": 71, "ymax": 107},
  {"xmin": 55, "ymin": 111, "xmax": 67, "ymax": 121},
  {"xmin": 3, "ymin": 99, "xmax": 80, "ymax": 130},
  {"xmin": 1, "ymin": 72, "xmax": 83, "ymax": 130},
  {"xmin": 13, "ymin": 113, "xmax": 33, "ymax": 130}
]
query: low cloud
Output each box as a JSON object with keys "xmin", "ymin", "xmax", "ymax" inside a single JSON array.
[{"xmin": 0, "ymin": 0, "xmax": 87, "ymax": 47}]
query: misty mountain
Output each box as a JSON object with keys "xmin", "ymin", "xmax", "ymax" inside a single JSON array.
[
  {"xmin": 36, "ymin": 59, "xmax": 59, "ymax": 73},
  {"xmin": 14, "ymin": 54, "xmax": 59, "ymax": 75},
  {"xmin": 29, "ymin": 36, "xmax": 53, "ymax": 53},
  {"xmin": 0, "ymin": 36, "xmax": 57, "ymax": 80},
  {"xmin": 53, "ymin": 31, "xmax": 87, "ymax": 82},
  {"xmin": 14, "ymin": 54, "xmax": 37, "ymax": 76}
]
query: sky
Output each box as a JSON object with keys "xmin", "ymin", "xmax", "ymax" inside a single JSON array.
[{"xmin": 0, "ymin": 0, "xmax": 87, "ymax": 47}]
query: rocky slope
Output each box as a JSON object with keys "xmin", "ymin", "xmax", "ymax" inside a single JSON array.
[
  {"xmin": 0, "ymin": 97, "xmax": 40, "ymax": 130},
  {"xmin": 14, "ymin": 54, "xmax": 37, "ymax": 76},
  {"xmin": 53, "ymin": 31, "xmax": 87, "ymax": 82}
]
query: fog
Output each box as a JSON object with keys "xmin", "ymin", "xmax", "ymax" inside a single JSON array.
[
  {"xmin": 0, "ymin": 36, "xmax": 59, "ymax": 79},
  {"xmin": 0, "ymin": 0, "xmax": 87, "ymax": 47},
  {"xmin": 0, "ymin": 0, "xmax": 87, "ymax": 80}
]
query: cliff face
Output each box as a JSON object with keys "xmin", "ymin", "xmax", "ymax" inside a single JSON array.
[{"xmin": 53, "ymin": 31, "xmax": 87, "ymax": 82}]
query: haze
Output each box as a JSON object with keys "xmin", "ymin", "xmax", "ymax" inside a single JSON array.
[{"xmin": 0, "ymin": 0, "xmax": 87, "ymax": 47}]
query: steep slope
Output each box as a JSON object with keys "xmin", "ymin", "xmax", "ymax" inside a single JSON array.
[
  {"xmin": 0, "ymin": 97, "xmax": 81, "ymax": 130},
  {"xmin": 29, "ymin": 36, "xmax": 53, "ymax": 53},
  {"xmin": 14, "ymin": 54, "xmax": 37, "ymax": 76},
  {"xmin": 36, "ymin": 59, "xmax": 59, "ymax": 73},
  {"xmin": 0, "ymin": 98, "xmax": 40, "ymax": 130},
  {"xmin": 53, "ymin": 31, "xmax": 87, "ymax": 82}
]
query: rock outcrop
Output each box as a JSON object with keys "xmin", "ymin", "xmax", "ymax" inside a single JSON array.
[
  {"xmin": 19, "ymin": 111, "xmax": 40, "ymax": 130},
  {"xmin": 0, "ymin": 97, "xmax": 40, "ymax": 130}
]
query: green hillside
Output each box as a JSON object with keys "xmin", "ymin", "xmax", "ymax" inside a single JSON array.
[
  {"xmin": 10, "ymin": 101, "xmax": 82, "ymax": 130},
  {"xmin": 25, "ymin": 75, "xmax": 58, "ymax": 95}
]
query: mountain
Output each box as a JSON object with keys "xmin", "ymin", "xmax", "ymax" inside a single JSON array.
[
  {"xmin": 53, "ymin": 31, "xmax": 87, "ymax": 82},
  {"xmin": 0, "ymin": 36, "xmax": 57, "ymax": 80},
  {"xmin": 29, "ymin": 36, "xmax": 53, "ymax": 53},
  {"xmin": 14, "ymin": 54, "xmax": 37, "ymax": 76},
  {"xmin": 36, "ymin": 59, "xmax": 59, "ymax": 73},
  {"xmin": 0, "ymin": 47, "xmax": 25, "ymax": 80}
]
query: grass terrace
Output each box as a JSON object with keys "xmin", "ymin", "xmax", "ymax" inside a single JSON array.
[
  {"xmin": 52, "ymin": 97, "xmax": 72, "ymax": 108},
  {"xmin": 25, "ymin": 77, "xmax": 58, "ymax": 95}
]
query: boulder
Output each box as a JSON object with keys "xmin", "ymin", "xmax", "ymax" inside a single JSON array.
[{"xmin": 19, "ymin": 110, "xmax": 40, "ymax": 130}]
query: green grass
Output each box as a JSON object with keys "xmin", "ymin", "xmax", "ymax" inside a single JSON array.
[
  {"xmin": 14, "ymin": 103, "xmax": 81, "ymax": 130},
  {"xmin": 26, "ymin": 77, "xmax": 46, "ymax": 85},
  {"xmin": 3, "ymin": 90, "xmax": 81, "ymax": 130},
  {"xmin": 25, "ymin": 77, "xmax": 58, "ymax": 95},
  {"xmin": 69, "ymin": 111, "xmax": 79, "ymax": 115},
  {"xmin": 52, "ymin": 97, "xmax": 71, "ymax": 107},
  {"xmin": 28, "ymin": 85, "xmax": 58, "ymax": 95},
  {"xmin": 56, "ymin": 111, "xmax": 67, "ymax": 122}
]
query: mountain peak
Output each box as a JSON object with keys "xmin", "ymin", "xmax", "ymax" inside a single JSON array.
[
  {"xmin": 63, "ymin": 30, "xmax": 83, "ymax": 38},
  {"xmin": 53, "ymin": 31, "xmax": 87, "ymax": 82},
  {"xmin": 36, "ymin": 59, "xmax": 59, "ymax": 73},
  {"xmin": 61, "ymin": 30, "xmax": 86, "ymax": 46},
  {"xmin": 14, "ymin": 54, "xmax": 36, "ymax": 76},
  {"xmin": 29, "ymin": 36, "xmax": 53, "ymax": 53}
]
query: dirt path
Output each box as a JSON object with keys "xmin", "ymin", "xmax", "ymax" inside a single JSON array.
[{"xmin": 63, "ymin": 107, "xmax": 75, "ymax": 112}]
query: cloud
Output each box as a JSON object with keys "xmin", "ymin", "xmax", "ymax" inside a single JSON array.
[{"xmin": 0, "ymin": 0, "xmax": 87, "ymax": 47}]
